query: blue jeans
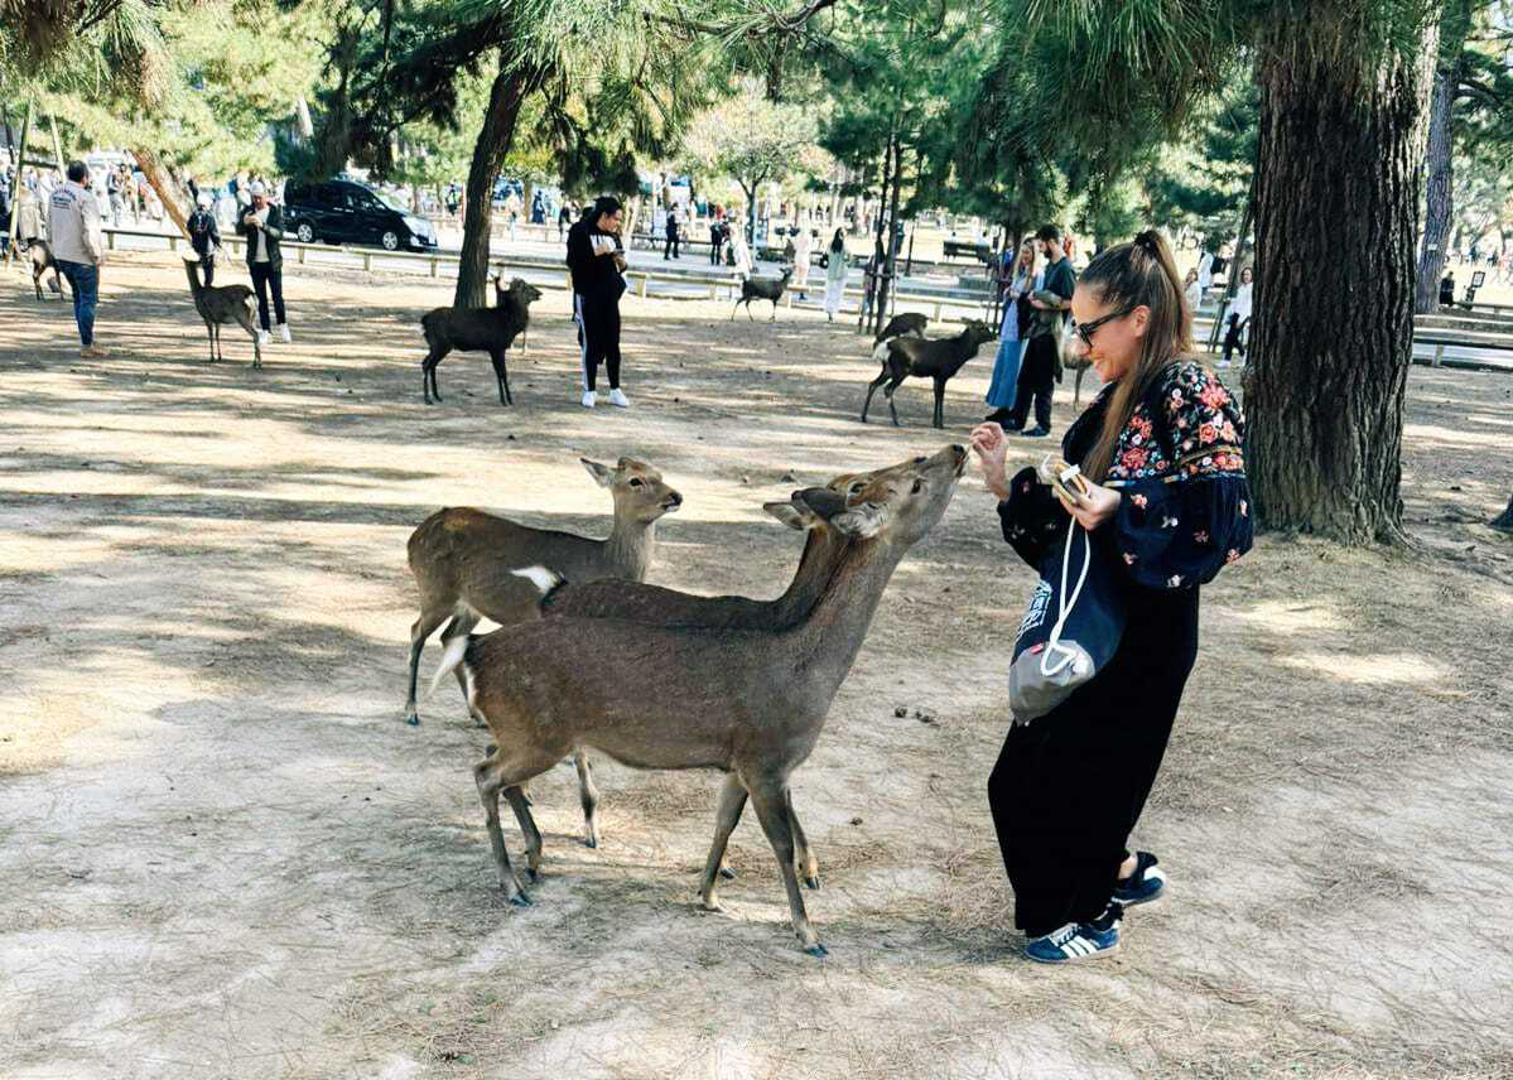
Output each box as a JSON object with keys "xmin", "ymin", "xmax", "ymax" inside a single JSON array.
[
  {"xmin": 985, "ymin": 336, "xmax": 1023, "ymax": 410},
  {"xmin": 57, "ymin": 260, "xmax": 99, "ymax": 346}
]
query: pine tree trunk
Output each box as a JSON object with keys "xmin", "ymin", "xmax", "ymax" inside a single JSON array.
[
  {"xmin": 874, "ymin": 135, "xmax": 903, "ymax": 336},
  {"xmin": 1415, "ymin": 0, "xmax": 1472, "ymax": 314},
  {"xmin": 455, "ymin": 60, "xmax": 534, "ymax": 308},
  {"xmin": 1492, "ymin": 494, "xmax": 1513, "ymax": 532},
  {"xmin": 131, "ymin": 147, "xmax": 190, "ymax": 237},
  {"xmin": 1247, "ymin": 17, "xmax": 1436, "ymax": 543}
]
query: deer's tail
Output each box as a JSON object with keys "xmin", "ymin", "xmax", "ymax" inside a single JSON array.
[
  {"xmin": 510, "ymin": 564, "xmax": 567, "ymax": 605},
  {"xmin": 428, "ymin": 633, "xmax": 475, "ymax": 701}
]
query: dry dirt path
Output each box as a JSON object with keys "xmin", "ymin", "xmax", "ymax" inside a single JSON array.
[{"xmin": 1, "ymin": 252, "xmax": 1510, "ymax": 1078}]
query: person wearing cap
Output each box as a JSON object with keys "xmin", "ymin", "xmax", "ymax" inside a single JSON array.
[
  {"xmin": 565, "ymin": 196, "xmax": 630, "ymax": 409},
  {"xmin": 238, "ymin": 180, "xmax": 290, "ymax": 343},
  {"xmin": 48, "ymin": 160, "xmax": 107, "ymax": 358},
  {"xmin": 187, "ymin": 191, "xmax": 221, "ymax": 285}
]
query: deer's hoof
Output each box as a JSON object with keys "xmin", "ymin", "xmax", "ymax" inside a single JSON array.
[
  {"xmin": 403, "ymin": 712, "xmax": 420, "ymax": 726},
  {"xmin": 719, "ymin": 865, "xmax": 737, "ymax": 881},
  {"xmin": 508, "ymin": 890, "xmax": 533, "ymax": 908},
  {"xmin": 803, "ymin": 942, "xmax": 829, "ymax": 959},
  {"xmin": 583, "ymin": 834, "xmax": 598, "ymax": 850},
  {"xmin": 700, "ymin": 896, "xmax": 724, "ymax": 913},
  {"xmin": 803, "ymin": 875, "xmax": 821, "ymax": 891}
]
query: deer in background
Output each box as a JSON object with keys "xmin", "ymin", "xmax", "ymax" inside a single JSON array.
[
  {"xmin": 183, "ymin": 256, "xmax": 262, "ymax": 367},
  {"xmin": 403, "ymin": 457, "xmax": 681, "ymax": 727},
  {"xmin": 731, "ymin": 267, "xmax": 794, "ymax": 321},
  {"xmin": 861, "ymin": 320, "xmax": 997, "ymax": 429},
  {"xmin": 431, "ymin": 445, "xmax": 967, "ymax": 955},
  {"xmin": 419, "ymin": 275, "xmax": 542, "ymax": 406}
]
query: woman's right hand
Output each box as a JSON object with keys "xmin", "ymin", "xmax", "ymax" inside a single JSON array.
[{"xmin": 970, "ymin": 422, "xmax": 1010, "ymax": 500}]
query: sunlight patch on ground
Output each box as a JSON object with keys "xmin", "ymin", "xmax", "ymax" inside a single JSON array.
[
  {"xmin": 1233, "ymin": 600, "xmax": 1347, "ymax": 634},
  {"xmin": 1278, "ymin": 651, "xmax": 1448, "ymax": 686}
]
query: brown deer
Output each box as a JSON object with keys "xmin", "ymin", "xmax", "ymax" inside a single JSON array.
[
  {"xmin": 861, "ymin": 320, "xmax": 998, "ymax": 429},
  {"xmin": 432, "ymin": 445, "xmax": 966, "ymax": 955},
  {"xmin": 183, "ymin": 256, "xmax": 262, "ymax": 367},
  {"xmin": 402, "ymin": 457, "xmax": 681, "ymax": 727},
  {"xmin": 530, "ymin": 458, "xmax": 914, "ymax": 856}
]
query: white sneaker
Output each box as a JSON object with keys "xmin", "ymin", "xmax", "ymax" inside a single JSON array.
[
  {"xmin": 1218, "ymin": 359, "xmax": 1231, "ymax": 368},
  {"xmin": 277, "ymin": 323, "xmax": 291, "ymax": 343},
  {"xmin": 608, "ymin": 388, "xmax": 630, "ymax": 408},
  {"xmin": 581, "ymin": 390, "xmax": 597, "ymax": 408},
  {"xmin": 257, "ymin": 330, "xmax": 271, "ymax": 345}
]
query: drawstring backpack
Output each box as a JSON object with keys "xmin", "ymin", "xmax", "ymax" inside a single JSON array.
[{"xmin": 1008, "ymin": 457, "xmax": 1126, "ymax": 723}]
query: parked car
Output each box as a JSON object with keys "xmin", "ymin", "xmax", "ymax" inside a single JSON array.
[{"xmin": 281, "ymin": 178, "xmax": 437, "ymax": 251}]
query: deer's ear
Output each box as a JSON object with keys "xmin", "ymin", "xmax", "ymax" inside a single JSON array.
[
  {"xmin": 581, "ymin": 458, "xmax": 615, "ymax": 487},
  {"xmin": 830, "ymin": 502, "xmax": 887, "ymax": 539},
  {"xmin": 763, "ymin": 501, "xmax": 812, "ymax": 530}
]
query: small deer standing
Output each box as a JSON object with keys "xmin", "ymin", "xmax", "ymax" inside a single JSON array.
[
  {"xmin": 183, "ymin": 256, "xmax": 261, "ymax": 367},
  {"xmin": 431, "ymin": 445, "xmax": 966, "ymax": 955},
  {"xmin": 731, "ymin": 267, "xmax": 794, "ymax": 321},
  {"xmin": 403, "ymin": 457, "xmax": 681, "ymax": 728}
]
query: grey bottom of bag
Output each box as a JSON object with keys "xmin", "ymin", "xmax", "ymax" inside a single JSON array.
[{"xmin": 1009, "ymin": 643, "xmax": 1097, "ymax": 724}]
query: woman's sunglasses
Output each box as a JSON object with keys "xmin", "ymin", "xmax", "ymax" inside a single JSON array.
[{"xmin": 1074, "ymin": 305, "xmax": 1135, "ymax": 347}]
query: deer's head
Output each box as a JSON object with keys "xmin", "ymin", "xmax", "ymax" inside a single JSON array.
[
  {"xmin": 962, "ymin": 320, "xmax": 997, "ymax": 350},
  {"xmin": 499, "ymin": 276, "xmax": 542, "ymax": 307},
  {"xmin": 582, "ymin": 457, "xmax": 682, "ymax": 524},
  {"xmin": 820, "ymin": 445, "xmax": 966, "ymax": 546}
]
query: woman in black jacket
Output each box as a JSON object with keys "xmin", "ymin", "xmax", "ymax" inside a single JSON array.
[
  {"xmin": 565, "ymin": 196, "xmax": 629, "ymax": 409},
  {"xmin": 971, "ymin": 230, "xmax": 1252, "ymax": 963}
]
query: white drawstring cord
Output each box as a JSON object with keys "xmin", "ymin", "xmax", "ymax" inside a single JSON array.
[{"xmin": 1038, "ymin": 519, "xmax": 1091, "ymax": 679}]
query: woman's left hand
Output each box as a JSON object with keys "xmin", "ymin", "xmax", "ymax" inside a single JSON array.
[{"xmin": 1059, "ymin": 480, "xmax": 1121, "ymax": 531}]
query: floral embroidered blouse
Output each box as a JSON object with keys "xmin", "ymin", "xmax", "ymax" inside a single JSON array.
[{"xmin": 998, "ymin": 360, "xmax": 1253, "ymax": 590}]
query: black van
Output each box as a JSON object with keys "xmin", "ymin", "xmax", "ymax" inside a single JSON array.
[{"xmin": 281, "ymin": 179, "xmax": 438, "ymax": 251}]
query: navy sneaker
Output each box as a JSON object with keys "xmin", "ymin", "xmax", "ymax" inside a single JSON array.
[
  {"xmin": 1021, "ymin": 426, "xmax": 1051, "ymax": 438},
  {"xmin": 1025, "ymin": 906, "xmax": 1122, "ymax": 964},
  {"xmin": 1113, "ymin": 851, "xmax": 1167, "ymax": 908}
]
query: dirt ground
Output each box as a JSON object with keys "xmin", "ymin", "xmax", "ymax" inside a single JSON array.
[{"xmin": 2, "ymin": 251, "xmax": 1510, "ymax": 1080}]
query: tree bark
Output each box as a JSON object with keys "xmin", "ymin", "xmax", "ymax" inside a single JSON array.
[
  {"xmin": 1492, "ymin": 494, "xmax": 1513, "ymax": 532},
  {"xmin": 455, "ymin": 59, "xmax": 535, "ymax": 308},
  {"xmin": 873, "ymin": 134, "xmax": 903, "ymax": 337},
  {"xmin": 130, "ymin": 148, "xmax": 190, "ymax": 237},
  {"xmin": 866, "ymin": 133, "xmax": 896, "ymax": 335},
  {"xmin": 3, "ymin": 100, "xmax": 32, "ymax": 266},
  {"xmin": 1414, "ymin": 0, "xmax": 1472, "ymax": 314},
  {"xmin": 1247, "ymin": 14, "xmax": 1436, "ymax": 543}
]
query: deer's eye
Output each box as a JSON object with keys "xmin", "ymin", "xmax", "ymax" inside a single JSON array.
[
  {"xmin": 629, "ymin": 478, "xmax": 644, "ymax": 488},
  {"xmin": 913, "ymin": 456, "xmax": 926, "ymax": 464},
  {"xmin": 911, "ymin": 479, "xmax": 924, "ymax": 494},
  {"xmin": 849, "ymin": 482, "xmax": 866, "ymax": 495}
]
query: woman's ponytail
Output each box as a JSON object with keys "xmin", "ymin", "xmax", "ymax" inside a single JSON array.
[{"xmin": 1077, "ymin": 228, "xmax": 1193, "ymax": 480}]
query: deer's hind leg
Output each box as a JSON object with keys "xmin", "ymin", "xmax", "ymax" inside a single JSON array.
[
  {"xmin": 787, "ymin": 790, "xmax": 820, "ymax": 890},
  {"xmin": 404, "ymin": 604, "xmax": 452, "ymax": 725},
  {"xmin": 235, "ymin": 303, "xmax": 261, "ymax": 368},
  {"xmin": 861, "ymin": 368, "xmax": 890, "ymax": 423},
  {"xmin": 475, "ymin": 743, "xmax": 563, "ymax": 905},
  {"xmin": 488, "ymin": 346, "xmax": 512, "ymax": 406}
]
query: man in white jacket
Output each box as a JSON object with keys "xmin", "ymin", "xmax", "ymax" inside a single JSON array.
[{"xmin": 48, "ymin": 161, "xmax": 107, "ymax": 358}]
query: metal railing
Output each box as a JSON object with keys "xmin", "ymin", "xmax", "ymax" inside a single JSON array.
[{"xmin": 99, "ymin": 225, "xmax": 999, "ymax": 320}]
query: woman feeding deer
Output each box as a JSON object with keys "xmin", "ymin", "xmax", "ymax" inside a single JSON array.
[{"xmin": 970, "ymin": 230, "xmax": 1252, "ymax": 964}]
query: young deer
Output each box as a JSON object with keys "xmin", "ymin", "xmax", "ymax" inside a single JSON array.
[
  {"xmin": 862, "ymin": 320, "xmax": 997, "ymax": 429},
  {"xmin": 183, "ymin": 256, "xmax": 262, "ymax": 367},
  {"xmin": 731, "ymin": 267, "xmax": 794, "ymax": 321},
  {"xmin": 432, "ymin": 445, "xmax": 966, "ymax": 955},
  {"xmin": 532, "ymin": 459, "xmax": 913, "ymax": 855},
  {"xmin": 403, "ymin": 457, "xmax": 681, "ymax": 727}
]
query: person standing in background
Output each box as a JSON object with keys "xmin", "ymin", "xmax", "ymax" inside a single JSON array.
[
  {"xmin": 238, "ymin": 180, "xmax": 290, "ymax": 343},
  {"xmin": 985, "ymin": 238, "xmax": 1039, "ymax": 424},
  {"xmin": 1183, "ymin": 267, "xmax": 1201, "ymax": 315},
  {"xmin": 709, "ymin": 214, "xmax": 727, "ymax": 267},
  {"xmin": 187, "ymin": 192, "xmax": 221, "ymax": 285},
  {"xmin": 1220, "ymin": 265, "xmax": 1252, "ymax": 368},
  {"xmin": 822, "ymin": 228, "xmax": 848, "ymax": 322},
  {"xmin": 1005, "ymin": 224, "xmax": 1076, "ymax": 438},
  {"xmin": 48, "ymin": 161, "xmax": 107, "ymax": 358},
  {"xmin": 664, "ymin": 203, "xmax": 682, "ymax": 260},
  {"xmin": 566, "ymin": 195, "xmax": 630, "ymax": 409},
  {"xmin": 792, "ymin": 225, "xmax": 813, "ymax": 300}
]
